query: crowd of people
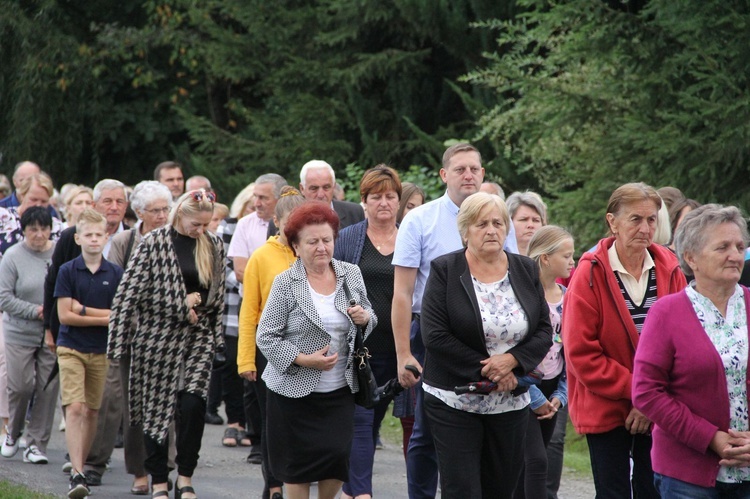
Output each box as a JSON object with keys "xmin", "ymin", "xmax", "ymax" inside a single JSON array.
[{"xmin": 0, "ymin": 147, "xmax": 749, "ymax": 499}]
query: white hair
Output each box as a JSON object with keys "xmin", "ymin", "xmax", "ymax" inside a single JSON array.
[
  {"xmin": 299, "ymin": 160, "xmax": 336, "ymax": 186},
  {"xmin": 130, "ymin": 181, "xmax": 172, "ymax": 213},
  {"xmin": 93, "ymin": 179, "xmax": 127, "ymax": 202}
]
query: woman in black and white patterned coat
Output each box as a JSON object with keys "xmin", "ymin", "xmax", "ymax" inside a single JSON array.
[
  {"xmin": 257, "ymin": 202, "xmax": 376, "ymax": 499},
  {"xmin": 109, "ymin": 189, "xmax": 225, "ymax": 499}
]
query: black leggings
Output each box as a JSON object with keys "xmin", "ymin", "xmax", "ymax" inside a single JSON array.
[
  {"xmin": 144, "ymin": 391, "xmax": 206, "ymax": 484},
  {"xmin": 514, "ymin": 376, "xmax": 560, "ymax": 499}
]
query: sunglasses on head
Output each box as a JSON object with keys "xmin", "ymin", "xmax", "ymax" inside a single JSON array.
[{"xmin": 190, "ymin": 189, "xmax": 216, "ymax": 203}]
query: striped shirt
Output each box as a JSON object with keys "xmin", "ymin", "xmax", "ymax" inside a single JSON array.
[{"xmin": 615, "ymin": 267, "xmax": 657, "ymax": 333}]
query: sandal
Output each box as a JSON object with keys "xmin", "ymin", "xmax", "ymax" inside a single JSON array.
[
  {"xmin": 175, "ymin": 484, "xmax": 197, "ymax": 499},
  {"xmin": 238, "ymin": 430, "xmax": 252, "ymax": 447},
  {"xmin": 222, "ymin": 427, "xmax": 239, "ymax": 447},
  {"xmin": 151, "ymin": 491, "xmax": 169, "ymax": 498}
]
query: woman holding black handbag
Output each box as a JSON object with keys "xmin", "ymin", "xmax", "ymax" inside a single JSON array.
[{"xmin": 256, "ymin": 201, "xmax": 377, "ymax": 499}]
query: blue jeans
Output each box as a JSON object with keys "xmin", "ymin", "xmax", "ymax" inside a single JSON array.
[
  {"xmin": 342, "ymin": 354, "xmax": 397, "ymax": 496},
  {"xmin": 407, "ymin": 318, "xmax": 438, "ymax": 499},
  {"xmin": 655, "ymin": 473, "xmax": 750, "ymax": 498}
]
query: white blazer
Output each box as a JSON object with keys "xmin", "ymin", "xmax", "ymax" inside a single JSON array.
[{"xmin": 257, "ymin": 258, "xmax": 376, "ymax": 398}]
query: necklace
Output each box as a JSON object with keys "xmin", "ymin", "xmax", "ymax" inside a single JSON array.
[{"xmin": 368, "ymin": 226, "xmax": 397, "ymax": 251}]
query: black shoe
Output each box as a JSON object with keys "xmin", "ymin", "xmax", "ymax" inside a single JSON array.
[
  {"xmin": 246, "ymin": 446, "xmax": 262, "ymax": 465},
  {"xmin": 270, "ymin": 493, "xmax": 283, "ymax": 499},
  {"xmin": 84, "ymin": 469, "xmax": 102, "ymax": 486},
  {"xmin": 204, "ymin": 412, "xmax": 223, "ymax": 425},
  {"xmin": 68, "ymin": 472, "xmax": 90, "ymax": 498}
]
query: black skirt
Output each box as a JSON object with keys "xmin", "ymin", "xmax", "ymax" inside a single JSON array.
[{"xmin": 266, "ymin": 386, "xmax": 355, "ymax": 483}]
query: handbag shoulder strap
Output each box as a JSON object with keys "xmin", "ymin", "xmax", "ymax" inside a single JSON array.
[
  {"xmin": 342, "ymin": 279, "xmax": 365, "ymax": 350},
  {"xmin": 123, "ymin": 229, "xmax": 137, "ymax": 269}
]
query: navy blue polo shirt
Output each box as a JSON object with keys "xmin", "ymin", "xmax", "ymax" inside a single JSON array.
[{"xmin": 54, "ymin": 255, "xmax": 123, "ymax": 354}]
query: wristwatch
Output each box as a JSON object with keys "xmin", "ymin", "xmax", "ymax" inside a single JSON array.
[{"xmin": 79, "ymin": 305, "xmax": 87, "ymax": 316}]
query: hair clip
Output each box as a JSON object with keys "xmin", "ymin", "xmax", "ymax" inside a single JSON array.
[{"xmin": 281, "ymin": 188, "xmax": 300, "ymax": 198}]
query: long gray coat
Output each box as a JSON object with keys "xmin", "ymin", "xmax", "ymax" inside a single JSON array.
[{"xmin": 108, "ymin": 226, "xmax": 225, "ymax": 443}]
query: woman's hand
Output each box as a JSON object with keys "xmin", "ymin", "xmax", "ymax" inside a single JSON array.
[
  {"xmin": 480, "ymin": 353, "xmax": 519, "ymax": 383},
  {"xmin": 44, "ymin": 329, "xmax": 56, "ymax": 354},
  {"xmin": 296, "ymin": 345, "xmax": 338, "ymax": 371},
  {"xmin": 346, "ymin": 304, "xmax": 370, "ymax": 326},
  {"xmin": 534, "ymin": 400, "xmax": 559, "ymax": 420},
  {"xmin": 717, "ymin": 429, "xmax": 750, "ymax": 467},
  {"xmin": 187, "ymin": 309, "xmax": 198, "ymax": 325},
  {"xmin": 494, "ymin": 372, "xmax": 517, "ymax": 392},
  {"xmin": 240, "ymin": 370, "xmax": 257, "ymax": 382},
  {"xmin": 36, "ymin": 305, "xmax": 44, "ymax": 320},
  {"xmin": 625, "ymin": 407, "xmax": 651, "ymax": 435},
  {"xmin": 187, "ymin": 292, "xmax": 202, "ymax": 309}
]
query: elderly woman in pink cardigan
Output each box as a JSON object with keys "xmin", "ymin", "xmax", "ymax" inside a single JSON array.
[{"xmin": 633, "ymin": 204, "xmax": 750, "ymax": 497}]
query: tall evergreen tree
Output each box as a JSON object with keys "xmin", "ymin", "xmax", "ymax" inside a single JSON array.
[{"xmin": 469, "ymin": 0, "xmax": 750, "ymax": 248}]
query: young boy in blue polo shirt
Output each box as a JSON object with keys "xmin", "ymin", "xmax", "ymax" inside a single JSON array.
[{"xmin": 55, "ymin": 209, "xmax": 123, "ymax": 499}]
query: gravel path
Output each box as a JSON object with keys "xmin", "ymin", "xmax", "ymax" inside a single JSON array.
[{"xmin": 0, "ymin": 409, "xmax": 594, "ymax": 498}]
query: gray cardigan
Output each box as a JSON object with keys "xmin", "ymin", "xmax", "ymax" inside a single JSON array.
[{"xmin": 0, "ymin": 242, "xmax": 55, "ymax": 347}]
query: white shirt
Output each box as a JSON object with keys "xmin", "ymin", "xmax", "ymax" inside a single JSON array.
[
  {"xmin": 227, "ymin": 212, "xmax": 270, "ymax": 260},
  {"xmin": 308, "ymin": 284, "xmax": 349, "ymax": 393},
  {"xmin": 608, "ymin": 242, "xmax": 655, "ymax": 306}
]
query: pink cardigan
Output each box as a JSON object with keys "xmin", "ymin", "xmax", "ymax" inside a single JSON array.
[{"xmin": 633, "ymin": 287, "xmax": 750, "ymax": 487}]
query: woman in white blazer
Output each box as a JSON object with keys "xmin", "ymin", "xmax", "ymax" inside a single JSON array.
[
  {"xmin": 257, "ymin": 201, "xmax": 377, "ymax": 499},
  {"xmin": 257, "ymin": 202, "xmax": 377, "ymax": 499}
]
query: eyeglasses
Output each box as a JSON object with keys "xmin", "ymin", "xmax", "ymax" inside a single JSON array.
[
  {"xmin": 190, "ymin": 189, "xmax": 216, "ymax": 203},
  {"xmin": 142, "ymin": 207, "xmax": 171, "ymax": 215}
]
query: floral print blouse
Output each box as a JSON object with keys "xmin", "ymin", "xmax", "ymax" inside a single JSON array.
[
  {"xmin": 0, "ymin": 207, "xmax": 64, "ymax": 258},
  {"xmin": 686, "ymin": 282, "xmax": 750, "ymax": 483},
  {"xmin": 424, "ymin": 272, "xmax": 530, "ymax": 414}
]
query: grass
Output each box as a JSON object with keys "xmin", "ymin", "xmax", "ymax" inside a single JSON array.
[
  {"xmin": 0, "ymin": 480, "xmax": 55, "ymax": 498},
  {"xmin": 563, "ymin": 418, "xmax": 592, "ymax": 476},
  {"xmin": 379, "ymin": 403, "xmax": 593, "ymax": 479}
]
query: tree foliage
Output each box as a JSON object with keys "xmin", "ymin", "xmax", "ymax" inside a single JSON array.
[
  {"xmin": 1, "ymin": 0, "xmax": 516, "ymax": 202},
  {"xmin": 468, "ymin": 0, "xmax": 750, "ymax": 249}
]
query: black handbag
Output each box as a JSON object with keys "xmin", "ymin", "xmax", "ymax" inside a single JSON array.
[{"xmin": 343, "ymin": 281, "xmax": 379, "ymax": 409}]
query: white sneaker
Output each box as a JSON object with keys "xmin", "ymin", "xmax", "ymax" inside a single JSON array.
[
  {"xmin": 1, "ymin": 429, "xmax": 19, "ymax": 458},
  {"xmin": 23, "ymin": 444, "xmax": 48, "ymax": 464},
  {"xmin": 59, "ymin": 418, "xmax": 66, "ymax": 432},
  {"xmin": 62, "ymin": 461, "xmax": 73, "ymax": 473},
  {"xmin": 18, "ymin": 436, "xmax": 27, "ymax": 449}
]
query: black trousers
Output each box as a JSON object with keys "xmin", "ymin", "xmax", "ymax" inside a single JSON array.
[
  {"xmin": 424, "ymin": 392, "xmax": 528, "ymax": 499},
  {"xmin": 207, "ymin": 336, "xmax": 245, "ymax": 425},
  {"xmin": 255, "ymin": 351, "xmax": 283, "ymax": 497},
  {"xmin": 144, "ymin": 391, "xmax": 206, "ymax": 484},
  {"xmin": 586, "ymin": 426, "xmax": 659, "ymax": 499}
]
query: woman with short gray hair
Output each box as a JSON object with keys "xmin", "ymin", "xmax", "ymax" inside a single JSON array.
[
  {"xmin": 634, "ymin": 204, "xmax": 750, "ymax": 497},
  {"xmin": 421, "ymin": 192, "xmax": 552, "ymax": 497}
]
